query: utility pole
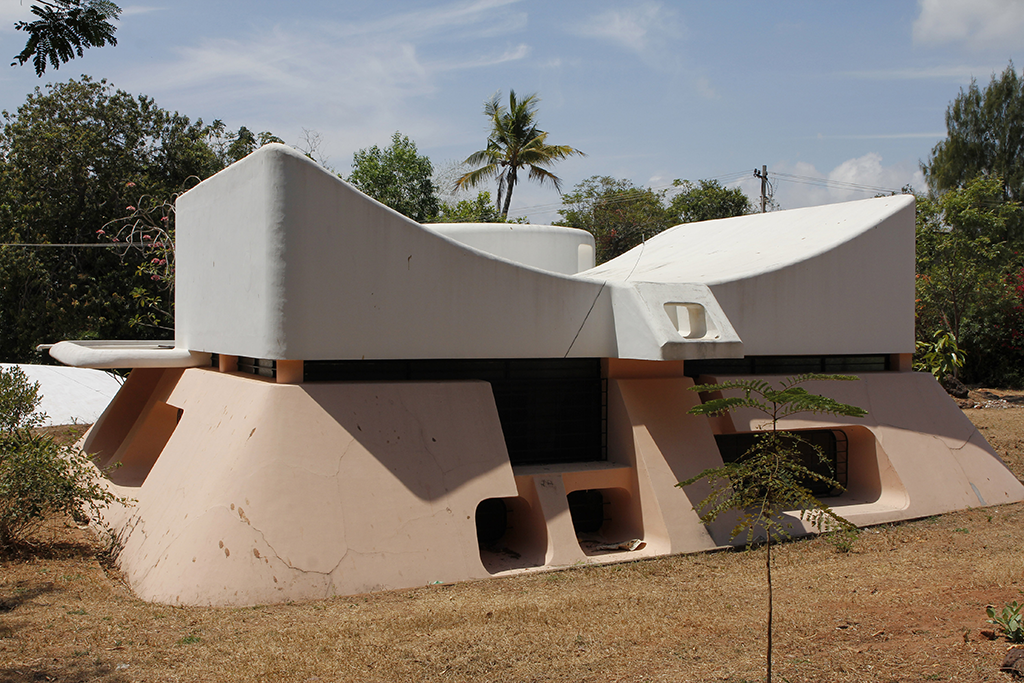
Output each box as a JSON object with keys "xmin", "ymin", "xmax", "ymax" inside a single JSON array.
[{"xmin": 753, "ymin": 165, "xmax": 768, "ymax": 213}]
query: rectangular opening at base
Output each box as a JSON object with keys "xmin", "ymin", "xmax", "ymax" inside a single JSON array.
[{"xmin": 713, "ymin": 429, "xmax": 848, "ymax": 497}]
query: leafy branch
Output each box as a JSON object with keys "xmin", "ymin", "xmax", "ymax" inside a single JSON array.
[
  {"xmin": 12, "ymin": 0, "xmax": 121, "ymax": 76},
  {"xmin": 677, "ymin": 374, "xmax": 867, "ymax": 683}
]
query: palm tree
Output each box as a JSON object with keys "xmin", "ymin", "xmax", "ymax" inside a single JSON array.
[{"xmin": 457, "ymin": 90, "xmax": 584, "ymax": 219}]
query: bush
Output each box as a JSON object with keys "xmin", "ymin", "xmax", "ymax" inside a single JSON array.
[
  {"xmin": 0, "ymin": 365, "xmax": 46, "ymax": 433},
  {"xmin": 0, "ymin": 365, "xmax": 119, "ymax": 547},
  {"xmin": 0, "ymin": 431, "xmax": 117, "ymax": 546}
]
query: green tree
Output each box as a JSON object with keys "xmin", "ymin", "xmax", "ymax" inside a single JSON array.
[
  {"xmin": 347, "ymin": 132, "xmax": 440, "ymax": 223},
  {"xmin": 0, "ymin": 77, "xmax": 226, "ymax": 360},
  {"xmin": 914, "ymin": 176, "xmax": 1024, "ymax": 385},
  {"xmin": 12, "ymin": 0, "xmax": 120, "ymax": 76},
  {"xmin": 436, "ymin": 191, "xmax": 504, "ymax": 223},
  {"xmin": 924, "ymin": 62, "xmax": 1024, "ymax": 209},
  {"xmin": 457, "ymin": 90, "xmax": 584, "ymax": 219},
  {"xmin": 679, "ymin": 375, "xmax": 866, "ymax": 683},
  {"xmin": 0, "ymin": 366, "xmax": 45, "ymax": 434},
  {"xmin": 557, "ymin": 176, "xmax": 674, "ymax": 263},
  {"xmin": 670, "ymin": 179, "xmax": 752, "ymax": 223},
  {"xmin": 207, "ymin": 121, "xmax": 284, "ymax": 166}
]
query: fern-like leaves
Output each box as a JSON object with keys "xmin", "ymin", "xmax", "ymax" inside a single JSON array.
[{"xmin": 13, "ymin": 0, "xmax": 121, "ymax": 76}]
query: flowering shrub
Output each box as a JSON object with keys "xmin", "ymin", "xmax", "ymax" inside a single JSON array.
[{"xmin": 97, "ymin": 179, "xmax": 196, "ymax": 332}]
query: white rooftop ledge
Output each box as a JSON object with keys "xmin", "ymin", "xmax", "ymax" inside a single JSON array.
[{"xmin": 47, "ymin": 340, "xmax": 211, "ymax": 369}]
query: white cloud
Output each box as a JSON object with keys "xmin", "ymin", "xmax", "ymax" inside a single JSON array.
[
  {"xmin": 913, "ymin": 0, "xmax": 1024, "ymax": 51},
  {"xmin": 574, "ymin": 2, "xmax": 719, "ymax": 99},
  {"xmin": 750, "ymin": 154, "xmax": 927, "ymax": 210},
  {"xmin": 329, "ymin": 0, "xmax": 526, "ymax": 42},
  {"xmin": 0, "ymin": 3, "xmax": 162, "ymax": 32},
  {"xmin": 121, "ymin": 5, "xmax": 168, "ymax": 17},
  {"xmin": 0, "ymin": 3, "xmax": 35, "ymax": 31},
  {"xmin": 114, "ymin": 0, "xmax": 531, "ymax": 168},
  {"xmin": 695, "ymin": 76, "xmax": 719, "ymax": 100},
  {"xmin": 844, "ymin": 65, "xmax": 994, "ymax": 81},
  {"xmin": 815, "ymin": 132, "xmax": 946, "ymax": 140},
  {"xmin": 575, "ymin": 2, "xmax": 683, "ymax": 58}
]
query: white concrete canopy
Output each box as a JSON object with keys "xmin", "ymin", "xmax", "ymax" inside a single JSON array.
[
  {"xmin": 581, "ymin": 195, "xmax": 916, "ymax": 356},
  {"xmin": 172, "ymin": 144, "xmax": 741, "ymax": 362}
]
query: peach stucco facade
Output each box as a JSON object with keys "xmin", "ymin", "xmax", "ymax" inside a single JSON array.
[{"xmin": 49, "ymin": 145, "xmax": 1024, "ymax": 606}]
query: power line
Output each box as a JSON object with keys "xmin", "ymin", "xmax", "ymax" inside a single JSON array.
[
  {"xmin": 770, "ymin": 171, "xmax": 901, "ymax": 195},
  {"xmin": 0, "ymin": 242, "xmax": 153, "ymax": 248},
  {"xmin": 507, "ymin": 169, "xmax": 757, "ymax": 218}
]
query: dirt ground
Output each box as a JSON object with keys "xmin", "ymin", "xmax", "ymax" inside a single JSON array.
[{"xmin": 2, "ymin": 390, "xmax": 1023, "ymax": 683}]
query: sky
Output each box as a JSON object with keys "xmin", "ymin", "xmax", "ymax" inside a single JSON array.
[{"xmin": 0, "ymin": 0, "xmax": 1023, "ymax": 223}]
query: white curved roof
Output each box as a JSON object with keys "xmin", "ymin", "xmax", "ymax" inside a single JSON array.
[
  {"xmin": 582, "ymin": 195, "xmax": 915, "ymax": 285},
  {"xmin": 49, "ymin": 146, "xmax": 914, "ymax": 367},
  {"xmin": 582, "ymin": 195, "xmax": 917, "ymax": 356},
  {"xmin": 171, "ymin": 145, "xmax": 740, "ymax": 362}
]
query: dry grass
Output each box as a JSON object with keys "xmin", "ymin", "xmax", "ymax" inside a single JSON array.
[{"xmin": 2, "ymin": 403, "xmax": 1024, "ymax": 683}]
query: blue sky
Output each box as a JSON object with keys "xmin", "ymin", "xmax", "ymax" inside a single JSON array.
[{"xmin": 1, "ymin": 0, "xmax": 1022, "ymax": 222}]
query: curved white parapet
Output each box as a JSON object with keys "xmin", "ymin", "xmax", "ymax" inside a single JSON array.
[
  {"xmin": 425, "ymin": 222, "xmax": 596, "ymax": 275},
  {"xmin": 174, "ymin": 144, "xmax": 740, "ymax": 362},
  {"xmin": 48, "ymin": 340, "xmax": 211, "ymax": 369},
  {"xmin": 581, "ymin": 195, "xmax": 916, "ymax": 356}
]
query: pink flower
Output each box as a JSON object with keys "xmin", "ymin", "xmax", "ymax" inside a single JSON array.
[
  {"xmin": 142, "ymin": 234, "xmax": 152, "ymax": 240},
  {"xmin": 112, "ymin": 237, "xmax": 119, "ymax": 242},
  {"xmin": 151, "ymin": 258, "xmax": 160, "ymax": 264},
  {"xmin": 151, "ymin": 275, "xmax": 161, "ymax": 281},
  {"xmin": 125, "ymin": 181, "xmax": 136, "ymax": 188},
  {"xmin": 96, "ymin": 229, "xmax": 105, "ymax": 235},
  {"xmin": 126, "ymin": 206, "xmax": 136, "ymax": 211},
  {"xmin": 158, "ymin": 259, "xmax": 167, "ymax": 265},
  {"xmin": 160, "ymin": 216, "xmax": 169, "ymax": 222}
]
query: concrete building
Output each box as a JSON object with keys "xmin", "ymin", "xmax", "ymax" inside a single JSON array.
[{"xmin": 50, "ymin": 144, "xmax": 1024, "ymax": 606}]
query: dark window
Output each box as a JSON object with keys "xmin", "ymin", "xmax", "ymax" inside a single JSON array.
[
  {"xmin": 685, "ymin": 355, "xmax": 889, "ymax": 377},
  {"xmin": 305, "ymin": 358, "xmax": 607, "ymax": 466},
  {"xmin": 713, "ymin": 429, "xmax": 848, "ymax": 497}
]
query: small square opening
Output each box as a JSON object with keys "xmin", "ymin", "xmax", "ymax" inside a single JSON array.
[{"xmin": 476, "ymin": 496, "xmax": 546, "ymax": 573}]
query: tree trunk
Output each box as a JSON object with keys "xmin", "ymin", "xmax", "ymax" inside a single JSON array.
[
  {"xmin": 501, "ymin": 169, "xmax": 516, "ymax": 219},
  {"xmin": 766, "ymin": 536, "xmax": 773, "ymax": 683}
]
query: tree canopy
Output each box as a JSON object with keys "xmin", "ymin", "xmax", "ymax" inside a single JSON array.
[
  {"xmin": 914, "ymin": 176, "xmax": 1024, "ymax": 386},
  {"xmin": 924, "ymin": 62, "xmax": 1024, "ymax": 203},
  {"xmin": 557, "ymin": 176, "xmax": 674, "ymax": 263},
  {"xmin": 670, "ymin": 179, "xmax": 752, "ymax": 223},
  {"xmin": 347, "ymin": 132, "xmax": 440, "ymax": 223},
  {"xmin": 12, "ymin": 0, "xmax": 120, "ymax": 76},
  {"xmin": 457, "ymin": 90, "xmax": 584, "ymax": 219},
  {"xmin": 0, "ymin": 77, "xmax": 270, "ymax": 361},
  {"xmin": 914, "ymin": 62, "xmax": 1024, "ymax": 389},
  {"xmin": 558, "ymin": 176, "xmax": 753, "ymax": 264},
  {"xmin": 436, "ymin": 191, "xmax": 505, "ymax": 223}
]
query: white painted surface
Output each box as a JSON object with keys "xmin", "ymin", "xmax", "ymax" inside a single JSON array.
[
  {"xmin": 48, "ymin": 340, "xmax": 210, "ymax": 369},
  {"xmin": 582, "ymin": 195, "xmax": 916, "ymax": 355},
  {"xmin": 425, "ymin": 223, "xmax": 596, "ymax": 275},
  {"xmin": 174, "ymin": 144, "xmax": 739, "ymax": 362},
  {"xmin": 1, "ymin": 364, "xmax": 121, "ymax": 426},
  {"xmin": 54, "ymin": 148, "xmax": 913, "ymax": 367}
]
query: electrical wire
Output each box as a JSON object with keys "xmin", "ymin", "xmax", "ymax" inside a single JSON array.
[
  {"xmin": 0, "ymin": 242, "xmax": 152, "ymax": 248},
  {"xmin": 507, "ymin": 169, "xmax": 757, "ymax": 218}
]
